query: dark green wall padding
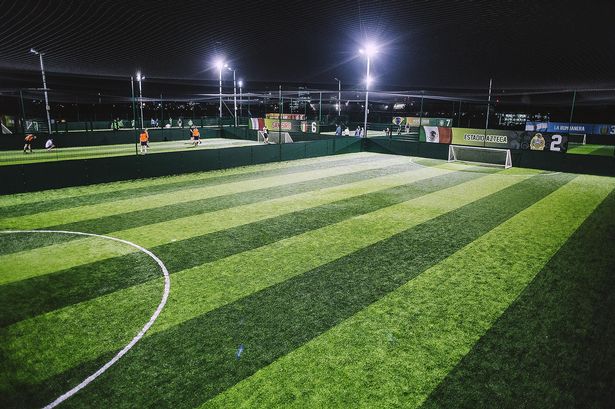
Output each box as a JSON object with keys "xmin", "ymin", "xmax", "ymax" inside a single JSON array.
[
  {"xmin": 1, "ymin": 135, "xmax": 613, "ymax": 195},
  {"xmin": 0, "ymin": 137, "xmax": 361, "ymax": 194}
]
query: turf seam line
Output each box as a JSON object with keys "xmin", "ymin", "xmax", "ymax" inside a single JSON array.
[{"xmin": 0, "ymin": 230, "xmax": 170, "ymax": 409}]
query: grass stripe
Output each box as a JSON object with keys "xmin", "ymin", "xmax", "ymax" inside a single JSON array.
[
  {"xmin": 0, "ymin": 155, "xmax": 410, "ymax": 230},
  {"xmin": 0, "ymin": 153, "xmax": 380, "ymax": 219},
  {"xmin": 0, "ymin": 162, "xmax": 457, "ymax": 285},
  {"xmin": 203, "ymin": 175, "xmax": 614, "ymax": 409},
  {"xmin": 0, "ymin": 168, "xmax": 469, "ymax": 327},
  {"xmin": 0, "ymin": 138, "xmax": 261, "ymax": 166},
  {"xmin": 0, "ymin": 152, "xmax": 372, "ymax": 209},
  {"xmin": 0, "ymin": 172, "xmax": 562, "ymax": 405},
  {"xmin": 0, "ymin": 160, "xmax": 418, "ymax": 257},
  {"xmin": 420, "ymin": 189, "xmax": 615, "ymax": 409}
]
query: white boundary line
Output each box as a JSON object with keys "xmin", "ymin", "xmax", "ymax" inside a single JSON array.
[{"xmin": 1, "ymin": 230, "xmax": 170, "ymax": 409}]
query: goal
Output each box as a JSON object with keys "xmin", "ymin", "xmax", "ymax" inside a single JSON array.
[
  {"xmin": 567, "ymin": 133, "xmax": 586, "ymax": 145},
  {"xmin": 258, "ymin": 131, "xmax": 294, "ymax": 144},
  {"xmin": 448, "ymin": 145, "xmax": 512, "ymax": 169}
]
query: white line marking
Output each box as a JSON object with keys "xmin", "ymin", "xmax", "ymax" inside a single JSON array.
[{"xmin": 1, "ymin": 230, "xmax": 170, "ymax": 409}]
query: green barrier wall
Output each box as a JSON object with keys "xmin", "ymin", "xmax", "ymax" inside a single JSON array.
[
  {"xmin": 2, "ymin": 135, "xmax": 611, "ymax": 195},
  {"xmin": 364, "ymin": 137, "xmax": 615, "ymax": 176},
  {"xmin": 0, "ymin": 127, "xmax": 224, "ymax": 150},
  {"xmin": 0, "ymin": 138, "xmax": 361, "ymax": 194}
]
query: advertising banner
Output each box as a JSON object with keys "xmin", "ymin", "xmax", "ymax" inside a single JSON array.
[
  {"xmin": 420, "ymin": 126, "xmax": 452, "ymax": 144},
  {"xmin": 451, "ymin": 128, "xmax": 513, "ymax": 148},
  {"xmin": 392, "ymin": 117, "xmax": 452, "ymax": 127},
  {"xmin": 421, "ymin": 127, "xmax": 568, "ymax": 152},
  {"xmin": 249, "ymin": 118, "xmax": 318, "ymax": 133},
  {"xmin": 594, "ymin": 124, "xmax": 615, "ymax": 135},
  {"xmin": 266, "ymin": 113, "xmax": 306, "ymax": 120},
  {"xmin": 525, "ymin": 121, "xmax": 615, "ymax": 135}
]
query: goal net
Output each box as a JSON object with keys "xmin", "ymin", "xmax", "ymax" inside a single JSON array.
[
  {"xmin": 567, "ymin": 133, "xmax": 586, "ymax": 145},
  {"xmin": 258, "ymin": 131, "xmax": 293, "ymax": 144},
  {"xmin": 448, "ymin": 145, "xmax": 512, "ymax": 169}
]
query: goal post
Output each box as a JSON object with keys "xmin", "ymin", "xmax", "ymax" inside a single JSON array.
[
  {"xmin": 448, "ymin": 145, "xmax": 512, "ymax": 169},
  {"xmin": 258, "ymin": 131, "xmax": 294, "ymax": 144}
]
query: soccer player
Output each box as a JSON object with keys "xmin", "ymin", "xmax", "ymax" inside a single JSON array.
[
  {"xmin": 191, "ymin": 127, "xmax": 200, "ymax": 146},
  {"xmin": 23, "ymin": 134, "xmax": 36, "ymax": 153},
  {"xmin": 262, "ymin": 126, "xmax": 269, "ymax": 144},
  {"xmin": 45, "ymin": 138, "xmax": 55, "ymax": 151},
  {"xmin": 139, "ymin": 128, "xmax": 149, "ymax": 154}
]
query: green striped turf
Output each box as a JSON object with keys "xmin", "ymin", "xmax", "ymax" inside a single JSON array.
[
  {"xmin": 0, "ymin": 160, "xmax": 439, "ymax": 284},
  {"xmin": 0, "ymin": 160, "xmax": 416, "ymax": 256},
  {"xmin": 0, "ymin": 155, "xmax": 409, "ymax": 231},
  {"xmin": 204, "ymin": 175, "xmax": 613, "ymax": 409},
  {"xmin": 0, "ymin": 153, "xmax": 377, "ymax": 220},
  {"xmin": 1, "ymin": 164, "xmax": 470, "ymax": 387},
  {"xmin": 0, "ymin": 152, "xmax": 371, "ymax": 212},
  {"xmin": 0, "ymin": 173, "xmax": 571, "ymax": 408},
  {"xmin": 0, "ymin": 168, "xmax": 475, "ymax": 327},
  {"xmin": 420, "ymin": 189, "xmax": 615, "ymax": 409}
]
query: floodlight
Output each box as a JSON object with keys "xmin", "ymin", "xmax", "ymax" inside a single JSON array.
[
  {"xmin": 359, "ymin": 43, "xmax": 378, "ymax": 57},
  {"xmin": 238, "ymin": 80, "xmax": 243, "ymax": 87}
]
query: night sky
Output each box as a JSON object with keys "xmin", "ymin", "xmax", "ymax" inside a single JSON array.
[{"xmin": 1, "ymin": 0, "xmax": 614, "ymax": 92}]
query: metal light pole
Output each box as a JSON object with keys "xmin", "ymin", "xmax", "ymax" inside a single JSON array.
[
  {"xmin": 238, "ymin": 80, "xmax": 243, "ymax": 118},
  {"xmin": 363, "ymin": 57, "xmax": 370, "ymax": 137},
  {"xmin": 131, "ymin": 76, "xmax": 138, "ymax": 154},
  {"xmin": 226, "ymin": 64, "xmax": 238, "ymax": 127},
  {"xmin": 216, "ymin": 61, "xmax": 223, "ymax": 120},
  {"xmin": 484, "ymin": 77, "xmax": 493, "ymax": 142},
  {"xmin": 359, "ymin": 45, "xmax": 377, "ymax": 138},
  {"xmin": 30, "ymin": 48, "xmax": 52, "ymax": 135},
  {"xmin": 334, "ymin": 77, "xmax": 341, "ymax": 117},
  {"xmin": 136, "ymin": 71, "xmax": 145, "ymax": 129}
]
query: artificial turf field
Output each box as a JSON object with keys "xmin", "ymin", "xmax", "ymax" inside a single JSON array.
[
  {"xmin": 567, "ymin": 143, "xmax": 615, "ymax": 157},
  {"xmin": 0, "ymin": 138, "xmax": 260, "ymax": 166},
  {"xmin": 0, "ymin": 151, "xmax": 614, "ymax": 408}
]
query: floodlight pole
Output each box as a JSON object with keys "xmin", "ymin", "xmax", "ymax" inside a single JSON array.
[
  {"xmin": 137, "ymin": 73, "xmax": 144, "ymax": 129},
  {"xmin": 567, "ymin": 90, "xmax": 577, "ymax": 134},
  {"xmin": 130, "ymin": 76, "xmax": 138, "ymax": 154},
  {"xmin": 363, "ymin": 55, "xmax": 371, "ymax": 138},
  {"xmin": 334, "ymin": 78, "xmax": 341, "ymax": 117},
  {"xmin": 19, "ymin": 89, "xmax": 27, "ymax": 134},
  {"xmin": 232, "ymin": 69, "xmax": 237, "ymax": 127},
  {"xmin": 30, "ymin": 49, "xmax": 52, "ymax": 135},
  {"xmin": 218, "ymin": 65, "xmax": 223, "ymax": 121},
  {"xmin": 484, "ymin": 77, "xmax": 493, "ymax": 144},
  {"xmin": 239, "ymin": 81, "xmax": 243, "ymax": 118},
  {"xmin": 279, "ymin": 85, "xmax": 282, "ymax": 136},
  {"xmin": 318, "ymin": 91, "xmax": 322, "ymax": 123}
]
